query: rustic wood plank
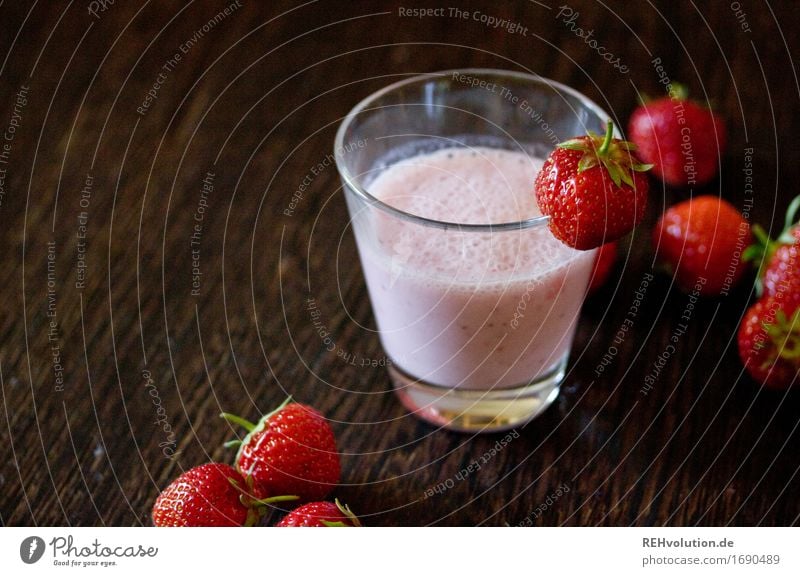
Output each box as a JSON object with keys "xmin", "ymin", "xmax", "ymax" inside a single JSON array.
[{"xmin": 0, "ymin": 0, "xmax": 798, "ymax": 527}]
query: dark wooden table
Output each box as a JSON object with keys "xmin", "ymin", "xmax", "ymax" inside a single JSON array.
[{"xmin": 1, "ymin": 0, "xmax": 798, "ymax": 527}]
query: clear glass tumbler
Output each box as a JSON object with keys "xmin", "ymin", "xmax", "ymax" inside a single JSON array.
[{"xmin": 334, "ymin": 69, "xmax": 611, "ymax": 432}]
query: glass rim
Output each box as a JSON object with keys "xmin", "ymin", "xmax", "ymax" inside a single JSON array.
[{"xmin": 333, "ymin": 68, "xmax": 613, "ymax": 232}]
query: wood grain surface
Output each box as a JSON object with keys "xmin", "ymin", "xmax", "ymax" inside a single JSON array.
[{"xmin": 1, "ymin": 0, "xmax": 798, "ymax": 527}]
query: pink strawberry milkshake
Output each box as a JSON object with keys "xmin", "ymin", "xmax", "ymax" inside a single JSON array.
[{"xmin": 358, "ymin": 146, "xmax": 595, "ymax": 391}]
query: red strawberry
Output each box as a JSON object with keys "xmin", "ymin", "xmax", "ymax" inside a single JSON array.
[
  {"xmin": 535, "ymin": 121, "xmax": 650, "ymax": 250},
  {"xmin": 737, "ymin": 295, "xmax": 800, "ymax": 389},
  {"xmin": 628, "ymin": 84, "xmax": 726, "ymax": 187},
  {"xmin": 222, "ymin": 400, "xmax": 340, "ymax": 503},
  {"xmin": 744, "ymin": 196, "xmax": 800, "ymax": 299},
  {"xmin": 152, "ymin": 463, "xmax": 295, "ymax": 527},
  {"xmin": 762, "ymin": 227, "xmax": 800, "ymax": 300},
  {"xmin": 652, "ymin": 195, "xmax": 752, "ymax": 296},
  {"xmin": 588, "ymin": 241, "xmax": 618, "ymax": 294},
  {"xmin": 276, "ymin": 500, "xmax": 362, "ymax": 527}
]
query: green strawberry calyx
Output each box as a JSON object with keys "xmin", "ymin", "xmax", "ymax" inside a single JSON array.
[
  {"xmin": 639, "ymin": 82, "xmax": 718, "ymax": 110},
  {"xmin": 758, "ymin": 307, "xmax": 800, "ymax": 374},
  {"xmin": 666, "ymin": 82, "xmax": 689, "ymax": 102},
  {"xmin": 226, "ymin": 473, "xmax": 298, "ymax": 527},
  {"xmin": 221, "ymin": 396, "xmax": 293, "ymax": 473},
  {"xmin": 320, "ymin": 499, "xmax": 363, "ymax": 527},
  {"xmin": 558, "ymin": 120, "xmax": 652, "ymax": 188},
  {"xmin": 743, "ymin": 194, "xmax": 800, "ymax": 296},
  {"xmin": 664, "ymin": 83, "xmax": 717, "ymax": 111}
]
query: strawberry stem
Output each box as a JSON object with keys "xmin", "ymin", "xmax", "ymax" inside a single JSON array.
[
  {"xmin": 669, "ymin": 82, "xmax": 688, "ymax": 101},
  {"xmin": 251, "ymin": 495, "xmax": 300, "ymax": 506},
  {"xmin": 220, "ymin": 413, "xmax": 256, "ymax": 432},
  {"xmin": 335, "ymin": 498, "xmax": 363, "ymax": 527},
  {"xmin": 220, "ymin": 397, "xmax": 294, "ymax": 435},
  {"xmin": 557, "ymin": 121, "xmax": 649, "ymax": 189},
  {"xmin": 780, "ymin": 195, "xmax": 800, "ymax": 242},
  {"xmin": 597, "ymin": 121, "xmax": 614, "ymax": 156},
  {"xmin": 244, "ymin": 508, "xmax": 260, "ymax": 528},
  {"xmin": 256, "ymin": 396, "xmax": 294, "ymax": 425},
  {"xmin": 228, "ymin": 475, "xmax": 299, "ymax": 524}
]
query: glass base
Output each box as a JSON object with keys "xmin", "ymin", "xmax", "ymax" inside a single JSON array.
[{"xmin": 389, "ymin": 357, "xmax": 566, "ymax": 433}]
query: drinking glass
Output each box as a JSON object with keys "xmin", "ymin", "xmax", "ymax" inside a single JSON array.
[{"xmin": 335, "ymin": 69, "xmax": 612, "ymax": 432}]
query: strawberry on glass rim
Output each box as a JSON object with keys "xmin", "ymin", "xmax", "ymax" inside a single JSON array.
[{"xmin": 534, "ymin": 121, "xmax": 651, "ymax": 250}]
